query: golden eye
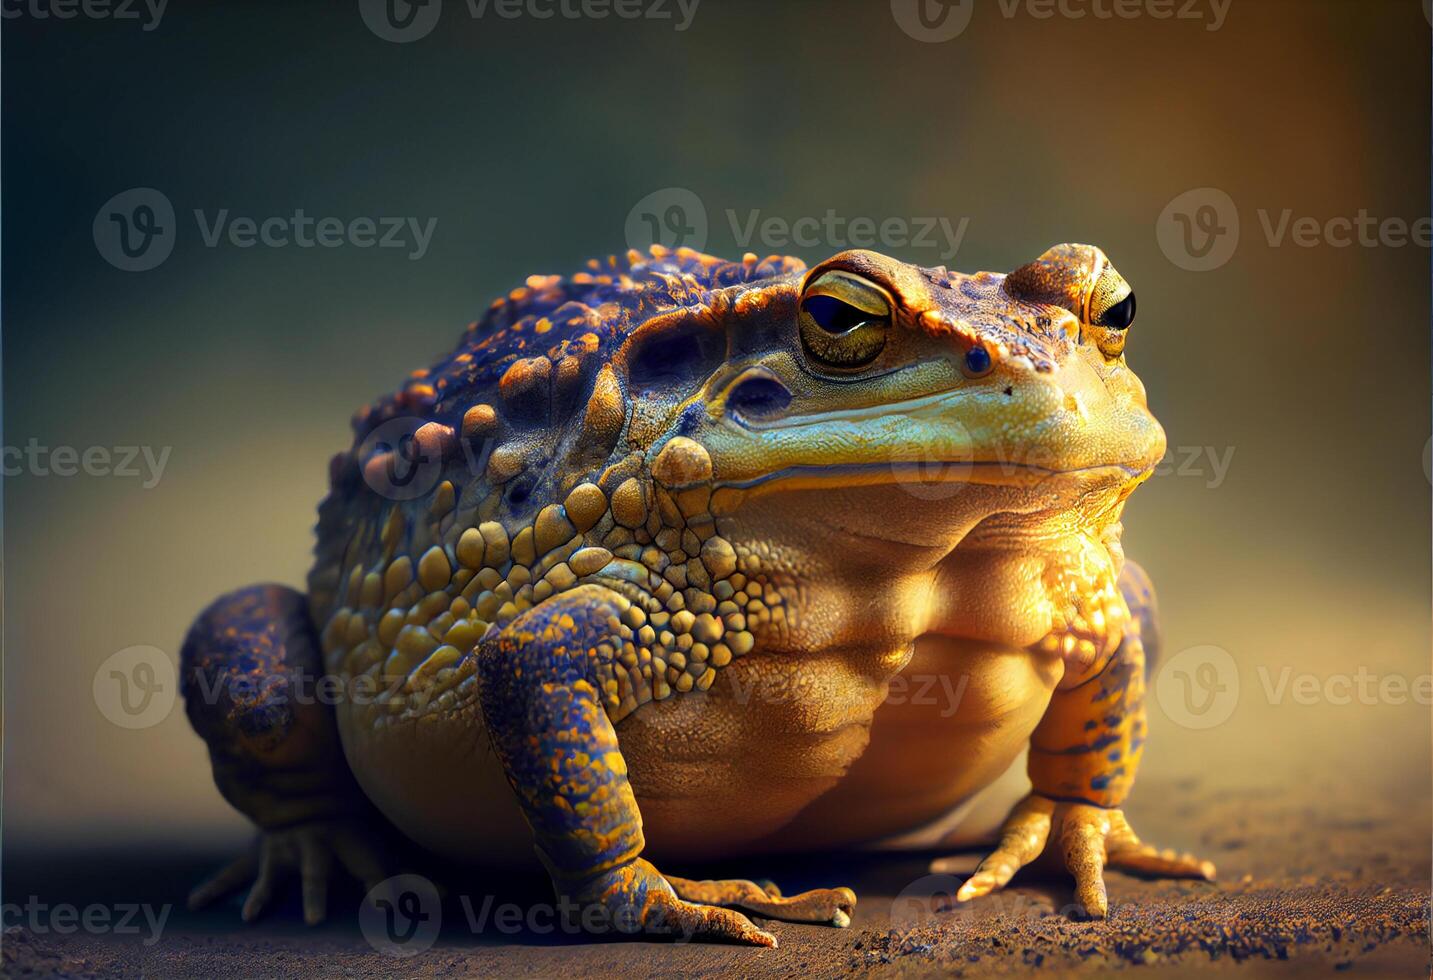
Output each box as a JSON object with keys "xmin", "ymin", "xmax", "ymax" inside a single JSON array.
[
  {"xmin": 798, "ymin": 271, "xmax": 892, "ymax": 370},
  {"xmin": 1092, "ymin": 289, "xmax": 1136, "ymax": 330},
  {"xmin": 1087, "ymin": 265, "xmax": 1136, "ymax": 357}
]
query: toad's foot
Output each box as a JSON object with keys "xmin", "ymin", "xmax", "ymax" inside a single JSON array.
[
  {"xmin": 188, "ymin": 819, "xmax": 389, "ymax": 925},
  {"xmin": 665, "ymin": 875, "xmax": 856, "ymax": 928},
  {"xmin": 568, "ymin": 858, "xmax": 779, "ymax": 946},
  {"xmin": 935, "ymin": 794, "xmax": 1214, "ymax": 919}
]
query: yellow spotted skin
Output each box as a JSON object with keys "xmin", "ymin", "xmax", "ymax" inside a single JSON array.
[
  {"xmin": 312, "ymin": 438, "xmax": 775, "ymax": 733},
  {"xmin": 181, "ymin": 244, "xmax": 1212, "ymax": 940}
]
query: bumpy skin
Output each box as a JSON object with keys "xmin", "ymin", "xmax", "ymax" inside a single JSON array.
[{"xmin": 181, "ymin": 243, "xmax": 1213, "ymax": 941}]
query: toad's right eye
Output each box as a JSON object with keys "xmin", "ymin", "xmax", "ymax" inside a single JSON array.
[{"xmin": 798, "ymin": 271, "xmax": 892, "ymax": 370}]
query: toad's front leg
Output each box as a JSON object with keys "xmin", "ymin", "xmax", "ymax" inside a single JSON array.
[
  {"xmin": 946, "ymin": 561, "xmax": 1215, "ymax": 917},
  {"xmin": 476, "ymin": 584, "xmax": 853, "ymax": 946}
]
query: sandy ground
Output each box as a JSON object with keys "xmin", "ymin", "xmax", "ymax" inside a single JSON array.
[{"xmin": 4, "ymin": 771, "xmax": 1428, "ymax": 979}]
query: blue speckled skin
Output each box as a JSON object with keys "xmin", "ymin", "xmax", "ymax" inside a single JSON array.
[
  {"xmin": 181, "ymin": 585, "xmax": 359, "ymax": 828},
  {"xmin": 378, "ymin": 252, "xmax": 804, "ymax": 408},
  {"xmin": 1119, "ymin": 558, "xmax": 1162, "ymax": 672},
  {"xmin": 309, "ymin": 250, "xmax": 809, "ymax": 614},
  {"xmin": 475, "ymin": 585, "xmax": 644, "ymax": 882},
  {"xmin": 345, "ymin": 251, "xmax": 806, "ymax": 470}
]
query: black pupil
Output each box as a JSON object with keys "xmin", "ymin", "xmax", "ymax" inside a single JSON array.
[
  {"xmin": 1098, "ymin": 292, "xmax": 1136, "ymax": 330},
  {"xmin": 965, "ymin": 346, "xmax": 991, "ymax": 374},
  {"xmin": 803, "ymin": 295, "xmax": 870, "ymax": 334}
]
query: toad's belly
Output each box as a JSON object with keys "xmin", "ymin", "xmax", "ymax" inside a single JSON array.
[{"xmin": 338, "ymin": 636, "xmax": 1061, "ymax": 869}]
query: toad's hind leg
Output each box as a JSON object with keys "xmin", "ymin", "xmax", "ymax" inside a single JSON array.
[
  {"xmin": 952, "ymin": 559, "xmax": 1214, "ymax": 918},
  {"xmin": 480, "ymin": 584, "xmax": 848, "ymax": 946},
  {"xmin": 181, "ymin": 584, "xmax": 390, "ymax": 923}
]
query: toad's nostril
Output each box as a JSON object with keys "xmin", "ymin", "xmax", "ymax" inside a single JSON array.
[{"xmin": 727, "ymin": 372, "xmax": 792, "ymax": 420}]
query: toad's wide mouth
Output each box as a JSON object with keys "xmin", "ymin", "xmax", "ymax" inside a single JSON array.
[
  {"xmin": 702, "ymin": 373, "xmax": 1166, "ymax": 498},
  {"xmin": 715, "ymin": 460, "xmax": 1147, "ymax": 495}
]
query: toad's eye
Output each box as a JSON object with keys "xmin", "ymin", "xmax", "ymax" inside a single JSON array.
[
  {"xmin": 1093, "ymin": 290, "xmax": 1136, "ymax": 330},
  {"xmin": 798, "ymin": 271, "xmax": 892, "ymax": 370}
]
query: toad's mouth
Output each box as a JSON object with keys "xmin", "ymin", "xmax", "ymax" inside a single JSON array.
[
  {"xmin": 716, "ymin": 460, "xmax": 1146, "ymax": 495},
  {"xmin": 703, "ymin": 381, "xmax": 1165, "ymax": 498}
]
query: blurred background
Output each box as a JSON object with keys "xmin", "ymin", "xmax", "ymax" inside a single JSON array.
[{"xmin": 3, "ymin": 0, "xmax": 1428, "ymax": 893}]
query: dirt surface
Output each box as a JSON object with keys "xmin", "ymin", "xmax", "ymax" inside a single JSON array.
[{"xmin": 4, "ymin": 774, "xmax": 1428, "ymax": 978}]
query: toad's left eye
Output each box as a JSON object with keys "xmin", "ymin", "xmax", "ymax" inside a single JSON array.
[
  {"xmin": 1093, "ymin": 291, "xmax": 1136, "ymax": 330},
  {"xmin": 798, "ymin": 271, "xmax": 892, "ymax": 370}
]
